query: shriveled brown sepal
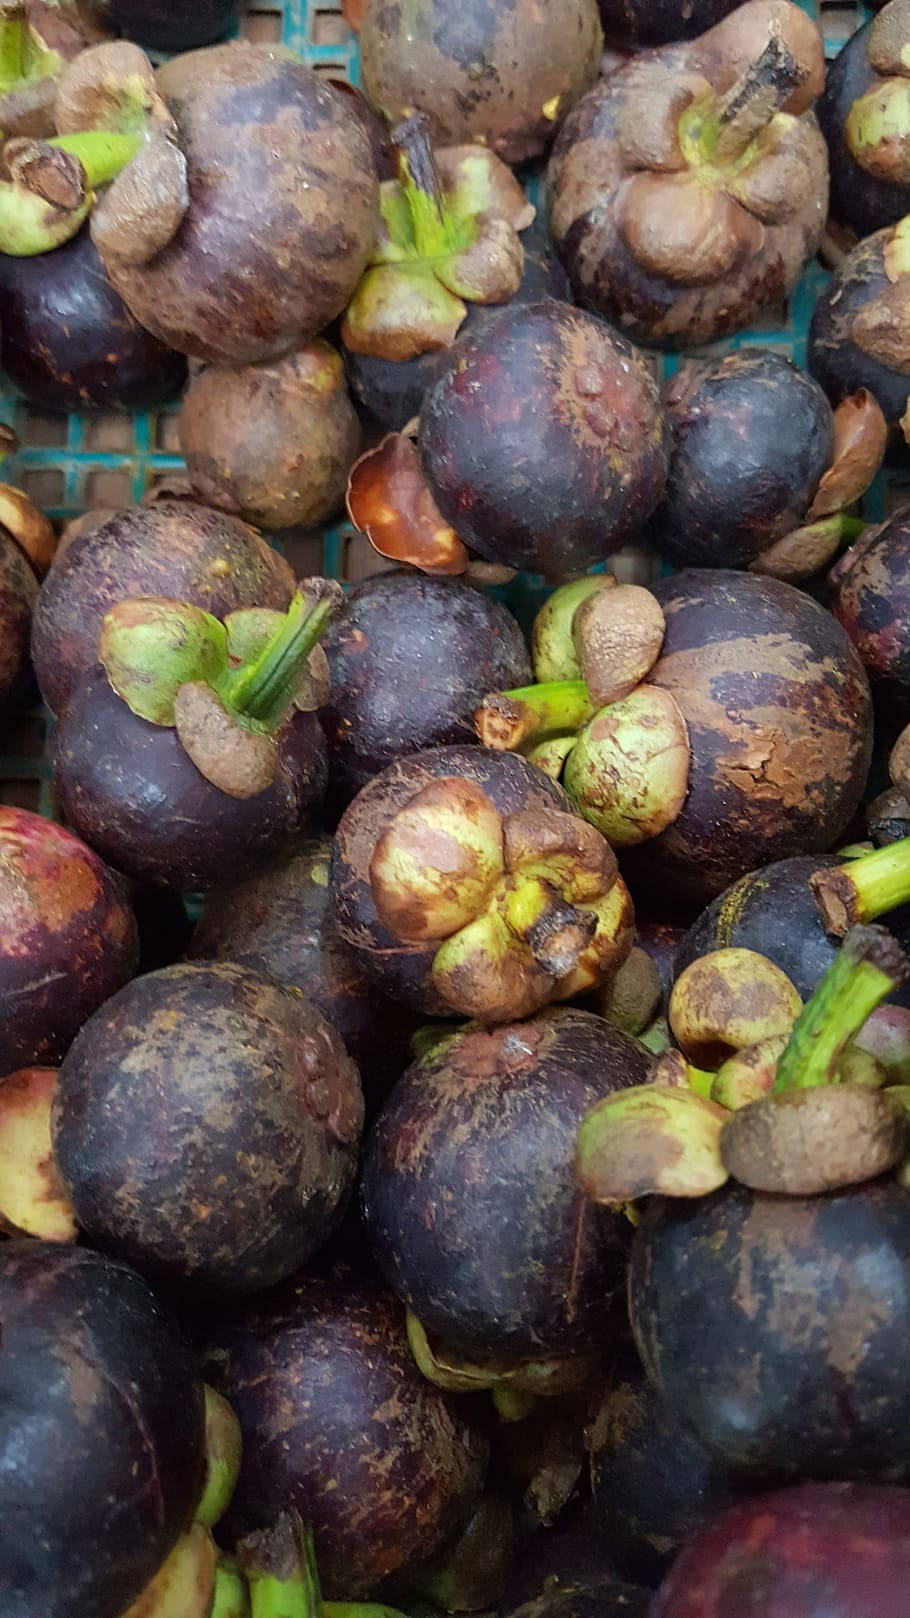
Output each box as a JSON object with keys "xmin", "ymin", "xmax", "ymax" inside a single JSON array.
[
  {"xmin": 721, "ymin": 1084, "xmax": 908, "ymax": 1194},
  {"xmin": 91, "ymin": 131, "xmax": 189, "ymax": 266},
  {"xmin": 346, "ymin": 432, "xmax": 468, "ymax": 575},
  {"xmin": 572, "ymin": 582, "xmax": 665, "ymax": 708},
  {"xmin": 617, "ymin": 70, "xmax": 709, "ymax": 172},
  {"xmin": 616, "ymin": 171, "xmax": 763, "ymax": 286},
  {"xmin": 808, "ymin": 390, "xmax": 889, "ymax": 519},
  {"xmin": 0, "ymin": 478, "xmax": 55, "ymax": 574},
  {"xmin": 173, "ymin": 682, "xmax": 279, "ymax": 799}
]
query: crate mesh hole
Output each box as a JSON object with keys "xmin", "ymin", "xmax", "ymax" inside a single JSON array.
[
  {"xmin": 243, "ymin": 8, "xmax": 285, "ymax": 41},
  {"xmin": 22, "ymin": 468, "xmax": 64, "ymax": 505},
  {"xmin": 85, "ymin": 416, "xmax": 135, "ymax": 452},
  {"xmin": 85, "ymin": 468, "xmax": 133, "ymax": 507},
  {"xmin": 23, "ymin": 411, "xmax": 67, "ymax": 448}
]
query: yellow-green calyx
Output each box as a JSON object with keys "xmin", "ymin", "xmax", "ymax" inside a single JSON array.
[
  {"xmin": 847, "ymin": 78, "xmax": 910, "ymax": 184},
  {"xmin": 98, "ymin": 580, "xmax": 341, "ymax": 798},
  {"xmin": 576, "ymin": 1084, "xmax": 730, "ymax": 1205},
  {"xmin": 341, "ymin": 111, "xmax": 532, "ymax": 361},
  {"xmin": 369, "ymin": 787, "xmax": 632, "ymax": 1021},
  {"xmin": 0, "ymin": 127, "xmax": 143, "ymax": 256},
  {"xmin": 406, "ymin": 1310, "xmax": 596, "ymax": 1404},
  {"xmin": 0, "ymin": 1, "xmax": 62, "ymax": 93}
]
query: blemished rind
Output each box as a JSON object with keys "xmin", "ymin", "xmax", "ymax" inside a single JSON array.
[
  {"xmin": 359, "ymin": 0, "xmax": 603, "ymax": 165},
  {"xmin": 190, "ymin": 838, "xmax": 420, "ymax": 1115},
  {"xmin": 104, "ymin": 0, "xmax": 241, "ymax": 49},
  {"xmin": 673, "ymin": 853, "xmax": 910, "ymax": 1008},
  {"xmin": 321, "ymin": 572, "xmax": 532, "ymax": 816},
  {"xmin": 330, "ymin": 745, "xmax": 568, "ymax": 1014},
  {"xmin": 31, "ymin": 500, "xmax": 294, "ymax": 718},
  {"xmin": 203, "ymin": 1264, "xmax": 489, "ymax": 1596},
  {"xmin": 817, "ymin": 18, "xmax": 910, "ymax": 239},
  {"xmin": 53, "ymin": 675, "xmax": 327, "ymax": 891},
  {"xmin": 652, "ymin": 349, "xmax": 835, "ymax": 568},
  {"xmin": 179, "ymin": 343, "xmax": 362, "ymax": 531},
  {"xmin": 0, "ymin": 528, "xmax": 37, "ymax": 707},
  {"xmin": 596, "ymin": 0, "xmax": 738, "ymax": 48},
  {"xmin": 830, "ymin": 512, "xmax": 910, "ymax": 722},
  {"xmin": 630, "ymin": 1179, "xmax": 910, "ymax": 1481},
  {"xmin": 0, "ymin": 1240, "xmax": 206, "ymax": 1618},
  {"xmin": 52, "ymin": 962, "xmax": 364, "ymax": 1292},
  {"xmin": 808, "ymin": 228, "xmax": 910, "ymax": 425},
  {"xmin": 418, "ymin": 301, "xmax": 670, "ymax": 575},
  {"xmin": 620, "ymin": 569, "xmax": 873, "ymax": 904},
  {"xmin": 547, "ymin": 50, "xmax": 828, "ymax": 350},
  {"xmin": 343, "ymin": 215, "xmax": 572, "ymax": 432},
  {"xmin": 361, "ymin": 1007, "xmax": 650, "ymax": 1358},
  {"xmin": 0, "ymin": 228, "xmax": 187, "ymax": 415},
  {"xmin": 95, "ymin": 47, "xmax": 379, "ymax": 366},
  {"xmin": 0, "ymin": 809, "xmax": 138, "ymax": 1073},
  {"xmin": 651, "ymin": 1482, "xmax": 910, "ymax": 1616},
  {"xmin": 589, "ymin": 1366, "xmax": 745, "ymax": 1584}
]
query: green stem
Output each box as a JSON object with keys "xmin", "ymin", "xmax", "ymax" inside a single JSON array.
[
  {"xmin": 213, "ymin": 1559, "xmax": 251, "ymax": 1618},
  {"xmin": 392, "ymin": 111, "xmax": 459, "ymax": 259},
  {"xmin": 475, "ymin": 680, "xmax": 592, "ymax": 750},
  {"xmin": 48, "ymin": 130, "xmax": 144, "ymax": 188},
  {"xmin": 240, "ymin": 1513, "xmax": 321, "ymax": 1618},
  {"xmin": 0, "ymin": 3, "xmax": 24, "ymax": 87},
  {"xmin": 773, "ymin": 925, "xmax": 909, "ymax": 1093},
  {"xmin": 810, "ymin": 839, "xmax": 910, "ymax": 935},
  {"xmin": 324, "ymin": 1605, "xmax": 412, "ymax": 1618},
  {"xmin": 220, "ymin": 582, "xmax": 341, "ymax": 724}
]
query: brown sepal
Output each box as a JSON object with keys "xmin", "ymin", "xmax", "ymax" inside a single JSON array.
[
  {"xmin": 0, "ymin": 482, "xmax": 56, "ymax": 574},
  {"xmin": 91, "ymin": 132, "xmax": 188, "ymax": 266},
  {"xmin": 616, "ymin": 172, "xmax": 763, "ymax": 286},
  {"xmin": 616, "ymin": 70, "xmax": 710, "ymax": 172},
  {"xmin": 851, "ymin": 278, "xmax": 910, "ymax": 371},
  {"xmin": 346, "ymin": 432, "xmax": 469, "ymax": 575},
  {"xmin": 807, "ymin": 389, "xmax": 888, "ymax": 519},
  {"xmin": 573, "ymin": 583, "xmax": 665, "ymax": 708},
  {"xmin": 868, "ymin": 0, "xmax": 910, "ymax": 77},
  {"xmin": 173, "ymin": 682, "xmax": 278, "ymax": 799}
]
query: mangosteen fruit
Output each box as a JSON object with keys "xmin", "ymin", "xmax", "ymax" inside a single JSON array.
[
  {"xmin": 343, "ymin": 211, "xmax": 571, "ymax": 433},
  {"xmin": 103, "ymin": 0, "xmax": 243, "ymax": 51},
  {"xmin": 361, "ymin": 1007, "xmax": 650, "ymax": 1367},
  {"xmin": 178, "ymin": 340, "xmax": 361, "ymax": 531},
  {"xmin": 829, "ymin": 507, "xmax": 910, "ymax": 723},
  {"xmin": 31, "ymin": 499, "xmax": 293, "ymax": 717},
  {"xmin": 868, "ymin": 783, "xmax": 910, "ymax": 844},
  {"xmin": 589, "ymin": 1363, "xmax": 747, "ymax": 1584},
  {"xmin": 651, "ymin": 1481, "xmax": 910, "ymax": 1617},
  {"xmin": 0, "ymin": 807, "xmax": 138, "ymax": 1073},
  {"xmin": 0, "ymin": 1067, "xmax": 76, "ymax": 1241},
  {"xmin": 0, "ymin": 1240, "xmax": 206, "ymax": 1618},
  {"xmin": 330, "ymin": 744, "xmax": 635, "ymax": 1022},
  {"xmin": 89, "ymin": 43, "xmax": 378, "ymax": 365},
  {"xmin": 347, "ymin": 301, "xmax": 669, "ymax": 577},
  {"xmin": 320, "ymin": 571, "xmax": 531, "ymax": 815},
  {"xmin": 651, "ymin": 350, "xmax": 885, "ymax": 578},
  {"xmin": 809, "ymin": 218, "xmax": 910, "ymax": 428},
  {"xmin": 596, "ymin": 0, "xmax": 739, "ymax": 48},
  {"xmin": 190, "ymin": 837, "xmax": 420, "ymax": 1116},
  {"xmin": 817, "ymin": 0, "xmax": 910, "ymax": 241},
  {"xmin": 407, "ymin": 1492, "xmax": 517, "ymax": 1613},
  {"xmin": 203, "ymin": 1264, "xmax": 489, "ymax": 1596},
  {"xmin": 547, "ymin": 0, "xmax": 828, "ymax": 349},
  {"xmin": 54, "ymin": 581, "xmax": 336, "ymax": 891},
  {"xmin": 630, "ymin": 1173, "xmax": 910, "ymax": 1481},
  {"xmin": 0, "ymin": 225, "xmax": 187, "ymax": 411},
  {"xmin": 359, "ymin": 0, "xmax": 603, "ymax": 165},
  {"xmin": 52, "ymin": 960, "xmax": 364, "ymax": 1292}
]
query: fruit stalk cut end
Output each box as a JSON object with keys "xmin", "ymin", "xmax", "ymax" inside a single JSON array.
[{"xmin": 810, "ymin": 837, "xmax": 910, "ymax": 935}]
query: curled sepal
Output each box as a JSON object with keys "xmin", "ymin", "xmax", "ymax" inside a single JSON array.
[
  {"xmin": 531, "ymin": 576, "xmax": 617, "ymax": 684},
  {"xmin": 616, "ymin": 69, "xmax": 709, "ymax": 171},
  {"xmin": 99, "ymin": 597, "xmax": 229, "ymax": 725},
  {"xmin": 195, "ymin": 1386, "xmax": 243, "ymax": 1530},
  {"xmin": 576, "ymin": 1085, "xmax": 730, "ymax": 1205},
  {"xmin": 563, "ymin": 685, "xmax": 691, "ymax": 847},
  {"xmin": 595, "ymin": 946, "xmax": 662, "ymax": 1037},
  {"xmin": 851, "ymin": 275, "xmax": 910, "ymax": 370},
  {"xmin": 435, "ymin": 145, "xmax": 535, "ymax": 234},
  {"xmin": 174, "ymin": 683, "xmax": 279, "ymax": 800},
  {"xmin": 615, "ymin": 172, "xmax": 762, "ymax": 287},
  {"xmin": 730, "ymin": 112, "xmax": 816, "ymax": 224},
  {"xmin": 869, "ymin": 0, "xmax": 910, "ymax": 76},
  {"xmin": 121, "ymin": 1523, "xmax": 216, "ymax": 1618},
  {"xmin": 346, "ymin": 432, "xmax": 468, "ymax": 574},
  {"xmin": 750, "ymin": 513, "xmax": 867, "ymax": 582},
  {"xmin": 0, "ymin": 479, "xmax": 55, "ymax": 573},
  {"xmin": 406, "ymin": 1310, "xmax": 594, "ymax": 1397},
  {"xmin": 502, "ymin": 807, "xmax": 617, "ymax": 904},
  {"xmin": 432, "ymin": 909, "xmax": 555, "ymax": 1023},
  {"xmin": 53, "ymin": 40, "xmax": 173, "ymax": 138},
  {"xmin": 342, "ymin": 262, "xmax": 468, "ymax": 361},
  {"xmin": 572, "ymin": 583, "xmax": 665, "ymax": 708},
  {"xmin": 524, "ymin": 733, "xmax": 576, "ymax": 781},
  {"xmin": 721, "ymin": 1085, "xmax": 907, "ymax": 1196},
  {"xmin": 369, "ymin": 777, "xmax": 505, "ymax": 943},
  {"xmin": 807, "ymin": 390, "xmax": 889, "ymax": 520}
]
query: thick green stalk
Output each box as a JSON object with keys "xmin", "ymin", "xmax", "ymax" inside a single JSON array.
[
  {"xmin": 476, "ymin": 680, "xmax": 592, "ymax": 750},
  {"xmin": 49, "ymin": 129, "xmax": 144, "ymax": 188},
  {"xmin": 773, "ymin": 925, "xmax": 909, "ymax": 1092},
  {"xmin": 811, "ymin": 838, "xmax": 910, "ymax": 935},
  {"xmin": 220, "ymin": 583, "xmax": 340, "ymax": 724},
  {"xmin": 0, "ymin": 3, "xmax": 24, "ymax": 86},
  {"xmin": 241, "ymin": 1513, "xmax": 321, "ymax": 1618},
  {"xmin": 392, "ymin": 112, "xmax": 460, "ymax": 259}
]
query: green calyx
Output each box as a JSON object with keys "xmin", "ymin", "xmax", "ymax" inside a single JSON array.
[
  {"xmin": 195, "ymin": 1385, "xmax": 243, "ymax": 1530},
  {"xmin": 772, "ymin": 924, "xmax": 910, "ymax": 1093},
  {"xmin": 846, "ymin": 77, "xmax": 910, "ymax": 184},
  {"xmin": 0, "ymin": 126, "xmax": 144, "ymax": 256},
  {"xmin": 239, "ymin": 1513, "xmax": 322, "ymax": 1618},
  {"xmin": 576, "ymin": 1083, "xmax": 729, "ymax": 1205},
  {"xmin": 341, "ymin": 111, "xmax": 530, "ymax": 362},
  {"xmin": 0, "ymin": 2, "xmax": 63, "ymax": 93},
  {"xmin": 99, "ymin": 581, "xmax": 341, "ymax": 798}
]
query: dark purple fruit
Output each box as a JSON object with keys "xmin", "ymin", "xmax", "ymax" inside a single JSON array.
[
  {"xmin": 808, "ymin": 227, "xmax": 910, "ymax": 427},
  {"xmin": 104, "ymin": 0, "xmax": 244, "ymax": 50},
  {"xmin": 418, "ymin": 301, "xmax": 669, "ymax": 575},
  {"xmin": 0, "ymin": 1239, "xmax": 205, "ymax": 1618},
  {"xmin": 635, "ymin": 918, "xmax": 689, "ymax": 1006},
  {"xmin": 630, "ymin": 1178, "xmax": 910, "ymax": 1482},
  {"xmin": 52, "ymin": 962, "xmax": 364, "ymax": 1292},
  {"xmin": 53, "ymin": 672, "xmax": 327, "ymax": 890},
  {"xmin": 343, "ymin": 216, "xmax": 572, "ymax": 432},
  {"xmin": 31, "ymin": 500, "xmax": 294, "ymax": 718},
  {"xmin": 362, "ymin": 1007, "xmax": 651, "ymax": 1362},
  {"xmin": 0, "ymin": 808, "xmax": 137, "ymax": 1074},
  {"xmin": 596, "ymin": 0, "xmax": 738, "ymax": 47},
  {"xmin": 651, "ymin": 350, "xmax": 834, "ymax": 569},
  {"xmin": 589, "ymin": 1363, "xmax": 747, "ymax": 1584},
  {"xmin": 0, "ymin": 527, "xmax": 37, "ymax": 707},
  {"xmin": 204, "ymin": 1263, "xmax": 489, "ymax": 1595},
  {"xmin": 321, "ymin": 571, "xmax": 531, "ymax": 816},
  {"xmin": 830, "ymin": 512, "xmax": 910, "ymax": 723},
  {"xmin": 817, "ymin": 15, "xmax": 910, "ymax": 240},
  {"xmin": 652, "ymin": 1481, "xmax": 910, "ymax": 1617},
  {"xmin": 621, "ymin": 570, "xmax": 873, "ymax": 904},
  {"xmin": 0, "ymin": 227, "xmax": 187, "ymax": 413},
  {"xmin": 190, "ymin": 837, "xmax": 420, "ymax": 1114}
]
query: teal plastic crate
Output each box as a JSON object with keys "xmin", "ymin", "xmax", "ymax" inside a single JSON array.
[{"xmin": 0, "ymin": 0, "xmax": 903, "ymax": 814}]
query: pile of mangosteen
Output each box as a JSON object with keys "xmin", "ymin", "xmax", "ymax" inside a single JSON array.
[{"xmin": 7, "ymin": 1, "xmax": 910, "ymax": 1616}]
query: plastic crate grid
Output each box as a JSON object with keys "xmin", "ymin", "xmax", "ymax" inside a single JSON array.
[{"xmin": 0, "ymin": 0, "xmax": 904, "ymax": 814}]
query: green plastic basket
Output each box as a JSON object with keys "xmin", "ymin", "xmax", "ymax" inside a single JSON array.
[{"xmin": 0, "ymin": 0, "xmax": 904, "ymax": 815}]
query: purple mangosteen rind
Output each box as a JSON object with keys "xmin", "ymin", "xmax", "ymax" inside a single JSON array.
[
  {"xmin": 596, "ymin": 0, "xmax": 739, "ymax": 49},
  {"xmin": 817, "ymin": 15, "xmax": 910, "ymax": 239},
  {"xmin": 830, "ymin": 510, "xmax": 910, "ymax": 722},
  {"xmin": 808, "ymin": 226, "xmax": 910, "ymax": 425}
]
